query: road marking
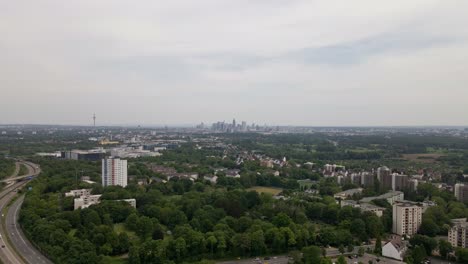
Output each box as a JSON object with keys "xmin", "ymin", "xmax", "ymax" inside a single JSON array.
[{"xmin": 13, "ymin": 198, "xmax": 28, "ymax": 247}]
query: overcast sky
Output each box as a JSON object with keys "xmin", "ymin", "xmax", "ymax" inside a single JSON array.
[{"xmin": 1, "ymin": 0, "xmax": 468, "ymax": 126}]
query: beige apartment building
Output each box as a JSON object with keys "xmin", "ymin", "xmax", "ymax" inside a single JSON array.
[
  {"xmin": 392, "ymin": 201, "xmax": 422, "ymax": 236},
  {"xmin": 454, "ymin": 183, "xmax": 468, "ymax": 203},
  {"xmin": 448, "ymin": 218, "xmax": 468, "ymax": 248}
]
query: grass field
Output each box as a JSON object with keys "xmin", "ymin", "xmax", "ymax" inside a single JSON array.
[
  {"xmin": 402, "ymin": 153, "xmax": 445, "ymax": 163},
  {"xmin": 247, "ymin": 186, "xmax": 283, "ymax": 195},
  {"xmin": 18, "ymin": 164, "xmax": 28, "ymax": 176},
  {"xmin": 114, "ymin": 223, "xmax": 138, "ymax": 241},
  {"xmin": 100, "ymin": 256, "xmax": 127, "ymax": 264}
]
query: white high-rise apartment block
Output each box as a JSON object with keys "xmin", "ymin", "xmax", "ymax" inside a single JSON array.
[
  {"xmin": 392, "ymin": 201, "xmax": 422, "ymax": 236},
  {"xmin": 448, "ymin": 218, "xmax": 468, "ymax": 248},
  {"xmin": 102, "ymin": 158, "xmax": 128, "ymax": 187}
]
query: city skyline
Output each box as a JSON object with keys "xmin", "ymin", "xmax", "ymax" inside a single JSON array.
[{"xmin": 2, "ymin": 1, "xmax": 468, "ymax": 126}]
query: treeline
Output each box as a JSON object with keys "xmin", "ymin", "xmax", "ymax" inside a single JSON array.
[
  {"xmin": 0, "ymin": 157, "xmax": 15, "ymax": 179},
  {"xmin": 232, "ymin": 133, "xmax": 468, "ymax": 163},
  {"xmin": 0, "ymin": 132, "xmax": 99, "ymax": 156},
  {"xmin": 20, "ymin": 159, "xmax": 388, "ymax": 264}
]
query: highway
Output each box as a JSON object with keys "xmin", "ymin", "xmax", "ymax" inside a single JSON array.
[
  {"xmin": 0, "ymin": 161, "xmax": 39, "ymax": 183},
  {"xmin": 7, "ymin": 195, "xmax": 52, "ymax": 264},
  {"xmin": 0, "ymin": 160, "xmax": 52, "ymax": 264},
  {"xmin": 0, "ymin": 181, "xmax": 28, "ymax": 264}
]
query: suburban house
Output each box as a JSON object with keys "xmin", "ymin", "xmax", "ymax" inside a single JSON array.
[{"xmin": 382, "ymin": 237, "xmax": 407, "ymax": 261}]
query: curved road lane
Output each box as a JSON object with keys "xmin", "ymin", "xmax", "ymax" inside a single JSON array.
[
  {"xmin": 7, "ymin": 195, "xmax": 52, "ymax": 264},
  {"xmin": 0, "ymin": 182, "xmax": 26, "ymax": 264},
  {"xmin": 0, "ymin": 161, "xmax": 52, "ymax": 264}
]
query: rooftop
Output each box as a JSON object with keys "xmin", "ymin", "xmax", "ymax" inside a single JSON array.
[{"xmin": 360, "ymin": 191, "xmax": 403, "ymax": 203}]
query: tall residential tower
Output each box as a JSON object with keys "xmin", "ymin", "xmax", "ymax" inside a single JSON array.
[
  {"xmin": 102, "ymin": 158, "xmax": 128, "ymax": 187},
  {"xmin": 392, "ymin": 201, "xmax": 422, "ymax": 236}
]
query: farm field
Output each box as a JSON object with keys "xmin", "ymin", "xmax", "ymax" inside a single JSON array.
[{"xmin": 401, "ymin": 153, "xmax": 445, "ymax": 163}]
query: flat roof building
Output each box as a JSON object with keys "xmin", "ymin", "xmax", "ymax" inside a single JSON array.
[
  {"xmin": 448, "ymin": 218, "xmax": 468, "ymax": 248},
  {"xmin": 74, "ymin": 194, "xmax": 102, "ymax": 210},
  {"xmin": 360, "ymin": 191, "xmax": 404, "ymax": 205},
  {"xmin": 65, "ymin": 188, "xmax": 92, "ymax": 197},
  {"xmin": 392, "ymin": 201, "xmax": 423, "ymax": 236},
  {"xmin": 334, "ymin": 188, "xmax": 363, "ymax": 200},
  {"xmin": 62, "ymin": 149, "xmax": 106, "ymax": 161}
]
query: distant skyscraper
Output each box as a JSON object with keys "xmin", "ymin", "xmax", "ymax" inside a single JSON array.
[
  {"xmin": 241, "ymin": 121, "xmax": 247, "ymax": 131},
  {"xmin": 102, "ymin": 158, "xmax": 128, "ymax": 187},
  {"xmin": 93, "ymin": 113, "xmax": 96, "ymax": 127}
]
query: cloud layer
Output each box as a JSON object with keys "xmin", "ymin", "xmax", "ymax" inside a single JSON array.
[{"xmin": 1, "ymin": 0, "xmax": 468, "ymax": 126}]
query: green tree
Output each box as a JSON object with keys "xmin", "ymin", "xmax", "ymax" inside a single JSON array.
[
  {"xmin": 250, "ymin": 230, "xmax": 266, "ymax": 255},
  {"xmin": 336, "ymin": 255, "xmax": 346, "ymax": 264},
  {"xmin": 374, "ymin": 237, "xmax": 382, "ymax": 255},
  {"xmin": 136, "ymin": 216, "xmax": 154, "ymax": 239},
  {"xmin": 419, "ymin": 218, "xmax": 440, "ymax": 237},
  {"xmin": 81, "ymin": 209, "xmax": 101, "ymax": 227},
  {"xmin": 207, "ymin": 235, "xmax": 217, "ymax": 256},
  {"xmin": 438, "ymin": 239, "xmax": 452, "ymax": 259},
  {"xmin": 412, "ymin": 245, "xmax": 427, "ymax": 264},
  {"xmin": 339, "ymin": 245, "xmax": 345, "ymax": 254},
  {"xmin": 302, "ymin": 246, "xmax": 322, "ymax": 264},
  {"xmin": 351, "ymin": 218, "xmax": 368, "ymax": 242},
  {"xmin": 365, "ymin": 215, "xmax": 383, "ymax": 237},
  {"xmin": 456, "ymin": 248, "xmax": 468, "ymax": 263},
  {"xmin": 175, "ymin": 237, "xmax": 187, "ymax": 260},
  {"xmin": 358, "ymin": 247, "xmax": 365, "ymax": 257},
  {"xmin": 128, "ymin": 246, "xmax": 140, "ymax": 264},
  {"xmin": 125, "ymin": 213, "xmax": 139, "ymax": 231},
  {"xmin": 409, "ymin": 234, "xmax": 437, "ymax": 256},
  {"xmin": 273, "ymin": 213, "xmax": 292, "ymax": 227}
]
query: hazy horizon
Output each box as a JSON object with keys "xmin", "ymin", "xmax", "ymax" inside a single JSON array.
[{"xmin": 2, "ymin": 1, "xmax": 468, "ymax": 126}]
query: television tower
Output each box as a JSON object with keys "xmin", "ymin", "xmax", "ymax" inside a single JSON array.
[{"xmin": 93, "ymin": 113, "xmax": 96, "ymax": 127}]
